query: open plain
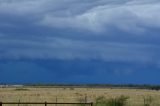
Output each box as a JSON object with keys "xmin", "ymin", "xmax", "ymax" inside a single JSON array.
[{"xmin": 0, "ymin": 86, "xmax": 160, "ymax": 106}]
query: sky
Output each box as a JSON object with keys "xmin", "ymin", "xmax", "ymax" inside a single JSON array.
[{"xmin": 0, "ymin": 0, "xmax": 160, "ymax": 84}]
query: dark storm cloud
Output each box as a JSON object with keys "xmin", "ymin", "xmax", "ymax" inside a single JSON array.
[{"xmin": 0, "ymin": 0, "xmax": 160, "ymax": 64}]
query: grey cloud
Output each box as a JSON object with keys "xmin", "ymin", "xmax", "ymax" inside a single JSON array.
[
  {"xmin": 0, "ymin": 36, "xmax": 159, "ymax": 63},
  {"xmin": 38, "ymin": 0, "xmax": 160, "ymax": 33},
  {"xmin": 1, "ymin": 0, "xmax": 160, "ymax": 33}
]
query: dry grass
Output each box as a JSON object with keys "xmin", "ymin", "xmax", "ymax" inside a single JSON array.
[{"xmin": 0, "ymin": 87, "xmax": 160, "ymax": 106}]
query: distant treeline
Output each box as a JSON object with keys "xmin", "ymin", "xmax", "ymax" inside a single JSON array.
[
  {"xmin": 1, "ymin": 83, "xmax": 160, "ymax": 90},
  {"xmin": 20, "ymin": 83, "xmax": 160, "ymax": 90}
]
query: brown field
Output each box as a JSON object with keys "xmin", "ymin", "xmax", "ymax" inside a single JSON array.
[{"xmin": 0, "ymin": 86, "xmax": 160, "ymax": 106}]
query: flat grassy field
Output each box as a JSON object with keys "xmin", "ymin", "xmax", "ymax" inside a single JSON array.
[{"xmin": 0, "ymin": 87, "xmax": 160, "ymax": 106}]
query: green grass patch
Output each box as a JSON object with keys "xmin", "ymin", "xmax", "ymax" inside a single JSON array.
[
  {"xmin": 96, "ymin": 95, "xmax": 129, "ymax": 106},
  {"xmin": 14, "ymin": 88, "xmax": 30, "ymax": 91}
]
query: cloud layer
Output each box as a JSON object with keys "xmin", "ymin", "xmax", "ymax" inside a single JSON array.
[
  {"xmin": 1, "ymin": 0, "xmax": 160, "ymax": 32},
  {"xmin": 0, "ymin": 0, "xmax": 160, "ymax": 64}
]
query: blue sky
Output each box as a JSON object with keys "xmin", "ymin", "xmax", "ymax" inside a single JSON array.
[{"xmin": 0, "ymin": 0, "xmax": 160, "ymax": 84}]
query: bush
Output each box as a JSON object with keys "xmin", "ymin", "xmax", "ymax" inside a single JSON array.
[
  {"xmin": 143, "ymin": 96, "xmax": 153, "ymax": 106},
  {"xmin": 96, "ymin": 95, "xmax": 129, "ymax": 106},
  {"xmin": 70, "ymin": 87, "xmax": 75, "ymax": 90},
  {"xmin": 96, "ymin": 96, "xmax": 107, "ymax": 106}
]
